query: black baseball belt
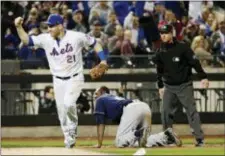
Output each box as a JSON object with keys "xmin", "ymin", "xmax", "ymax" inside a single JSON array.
[{"xmin": 55, "ymin": 73, "xmax": 78, "ymax": 80}]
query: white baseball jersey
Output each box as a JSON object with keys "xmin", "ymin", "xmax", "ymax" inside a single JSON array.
[{"xmin": 30, "ymin": 30, "xmax": 95, "ymax": 77}]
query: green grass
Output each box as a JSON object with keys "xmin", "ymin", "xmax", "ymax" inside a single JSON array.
[
  {"xmin": 1, "ymin": 137, "xmax": 225, "ymax": 155},
  {"xmin": 2, "ymin": 138, "xmax": 224, "ymax": 147},
  {"xmin": 88, "ymin": 147, "xmax": 224, "ymax": 155},
  {"xmin": 1, "ymin": 139, "xmax": 113, "ymax": 147}
]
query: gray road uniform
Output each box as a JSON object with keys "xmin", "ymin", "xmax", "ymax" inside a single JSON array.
[{"xmin": 94, "ymin": 94, "xmax": 180, "ymax": 147}]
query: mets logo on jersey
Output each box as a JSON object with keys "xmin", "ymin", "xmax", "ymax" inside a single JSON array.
[{"xmin": 50, "ymin": 43, "xmax": 73, "ymax": 56}]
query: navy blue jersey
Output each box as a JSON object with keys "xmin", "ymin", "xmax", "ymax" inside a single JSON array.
[{"xmin": 94, "ymin": 94, "xmax": 132, "ymax": 124}]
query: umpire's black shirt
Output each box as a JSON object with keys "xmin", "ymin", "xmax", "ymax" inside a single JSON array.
[{"xmin": 153, "ymin": 39, "xmax": 207, "ymax": 88}]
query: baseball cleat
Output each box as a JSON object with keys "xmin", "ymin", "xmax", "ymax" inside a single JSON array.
[
  {"xmin": 164, "ymin": 128, "xmax": 182, "ymax": 147},
  {"xmin": 195, "ymin": 139, "xmax": 204, "ymax": 147},
  {"xmin": 65, "ymin": 143, "xmax": 75, "ymax": 149}
]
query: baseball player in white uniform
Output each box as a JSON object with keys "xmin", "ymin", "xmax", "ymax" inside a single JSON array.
[{"xmin": 14, "ymin": 14, "xmax": 108, "ymax": 148}]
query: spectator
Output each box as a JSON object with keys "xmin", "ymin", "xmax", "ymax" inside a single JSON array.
[
  {"xmin": 72, "ymin": 10, "xmax": 88, "ymax": 33},
  {"xmin": 104, "ymin": 12, "xmax": 119, "ymax": 37},
  {"xmin": 153, "ymin": 1, "xmax": 166, "ymax": 25},
  {"xmin": 61, "ymin": 4, "xmax": 75, "ymax": 29},
  {"xmin": 206, "ymin": 12, "xmax": 218, "ymax": 32},
  {"xmin": 39, "ymin": 1, "xmax": 53, "ymax": 21},
  {"xmin": 88, "ymin": 10, "xmax": 101, "ymax": 26},
  {"xmin": 76, "ymin": 92, "xmax": 90, "ymax": 114},
  {"xmin": 178, "ymin": 15, "xmax": 189, "ymax": 40},
  {"xmin": 107, "ymin": 25, "xmax": 124, "ymax": 68},
  {"xmin": 121, "ymin": 29, "xmax": 134, "ymax": 55},
  {"xmin": 32, "ymin": 1, "xmax": 42, "ymax": 11},
  {"xmin": 88, "ymin": 21, "xmax": 108, "ymax": 49},
  {"xmin": 191, "ymin": 35, "xmax": 212, "ymax": 66},
  {"xmin": 89, "ymin": 2, "xmax": 114, "ymax": 26},
  {"xmin": 198, "ymin": 24, "xmax": 212, "ymax": 49},
  {"xmin": 3, "ymin": 28, "xmax": 19, "ymax": 59},
  {"xmin": 188, "ymin": 1, "xmax": 213, "ymax": 20},
  {"xmin": 183, "ymin": 21, "xmax": 199, "ymax": 45},
  {"xmin": 210, "ymin": 20, "xmax": 225, "ymax": 67},
  {"xmin": 2, "ymin": 0, "xmax": 224, "ymax": 70},
  {"xmin": 196, "ymin": 7, "xmax": 210, "ymax": 25},
  {"xmin": 197, "ymin": 11, "xmax": 216, "ymax": 37},
  {"xmin": 128, "ymin": 16, "xmax": 149, "ymax": 55},
  {"xmin": 108, "ymin": 24, "xmax": 124, "ymax": 54},
  {"xmin": 129, "ymin": 16, "xmax": 140, "ymax": 47},
  {"xmin": 39, "ymin": 86, "xmax": 57, "ymax": 114},
  {"xmin": 121, "ymin": 29, "xmax": 135, "ymax": 67},
  {"xmin": 24, "ymin": 7, "xmax": 39, "ymax": 31}
]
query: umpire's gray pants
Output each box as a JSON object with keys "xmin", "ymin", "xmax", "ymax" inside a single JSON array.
[{"xmin": 161, "ymin": 81, "xmax": 204, "ymax": 140}]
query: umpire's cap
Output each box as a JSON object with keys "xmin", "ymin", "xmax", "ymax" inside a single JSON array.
[
  {"xmin": 159, "ymin": 24, "xmax": 173, "ymax": 34},
  {"xmin": 45, "ymin": 14, "xmax": 63, "ymax": 27}
]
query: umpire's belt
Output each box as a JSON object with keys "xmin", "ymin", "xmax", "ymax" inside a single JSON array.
[{"xmin": 55, "ymin": 73, "xmax": 78, "ymax": 80}]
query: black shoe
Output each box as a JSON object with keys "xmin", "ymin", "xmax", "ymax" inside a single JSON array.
[
  {"xmin": 164, "ymin": 128, "xmax": 182, "ymax": 147},
  {"xmin": 195, "ymin": 139, "xmax": 204, "ymax": 147},
  {"xmin": 65, "ymin": 143, "xmax": 75, "ymax": 149}
]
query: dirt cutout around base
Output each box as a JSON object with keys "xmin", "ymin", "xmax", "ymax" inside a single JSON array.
[{"xmin": 1, "ymin": 147, "xmax": 110, "ymax": 155}]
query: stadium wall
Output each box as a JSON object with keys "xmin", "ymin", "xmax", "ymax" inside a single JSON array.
[{"xmin": 2, "ymin": 124, "xmax": 224, "ymax": 138}]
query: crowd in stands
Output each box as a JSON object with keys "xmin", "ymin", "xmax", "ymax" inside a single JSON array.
[{"xmin": 2, "ymin": 1, "xmax": 225, "ymax": 68}]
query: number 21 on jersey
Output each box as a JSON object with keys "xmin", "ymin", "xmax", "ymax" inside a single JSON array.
[{"xmin": 67, "ymin": 54, "xmax": 76, "ymax": 63}]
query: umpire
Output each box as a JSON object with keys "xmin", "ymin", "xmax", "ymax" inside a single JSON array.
[{"xmin": 153, "ymin": 24, "xmax": 209, "ymax": 147}]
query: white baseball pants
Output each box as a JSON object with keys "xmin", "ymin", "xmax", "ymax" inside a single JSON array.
[{"xmin": 53, "ymin": 73, "xmax": 84, "ymax": 146}]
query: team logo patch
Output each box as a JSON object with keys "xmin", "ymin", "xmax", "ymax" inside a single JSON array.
[
  {"xmin": 50, "ymin": 43, "xmax": 73, "ymax": 56},
  {"xmin": 172, "ymin": 57, "xmax": 180, "ymax": 62}
]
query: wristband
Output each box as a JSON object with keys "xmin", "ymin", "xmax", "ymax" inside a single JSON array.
[{"xmin": 97, "ymin": 51, "xmax": 107, "ymax": 61}]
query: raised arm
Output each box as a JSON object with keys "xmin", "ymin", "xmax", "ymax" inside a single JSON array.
[
  {"xmin": 93, "ymin": 42, "xmax": 107, "ymax": 65},
  {"xmin": 14, "ymin": 17, "xmax": 29, "ymax": 45}
]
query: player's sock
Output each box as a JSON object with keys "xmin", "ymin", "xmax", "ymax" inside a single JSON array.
[{"xmin": 134, "ymin": 129, "xmax": 143, "ymax": 137}]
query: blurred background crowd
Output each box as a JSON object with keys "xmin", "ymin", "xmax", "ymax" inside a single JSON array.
[{"xmin": 2, "ymin": 1, "xmax": 225, "ymax": 68}]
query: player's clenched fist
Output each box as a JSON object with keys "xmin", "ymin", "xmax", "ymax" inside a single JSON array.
[{"xmin": 14, "ymin": 17, "xmax": 24, "ymax": 27}]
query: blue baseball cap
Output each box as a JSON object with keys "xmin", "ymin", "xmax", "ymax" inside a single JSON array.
[{"xmin": 45, "ymin": 14, "xmax": 63, "ymax": 27}]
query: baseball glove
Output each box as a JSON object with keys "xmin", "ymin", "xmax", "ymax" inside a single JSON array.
[{"xmin": 90, "ymin": 63, "xmax": 109, "ymax": 80}]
